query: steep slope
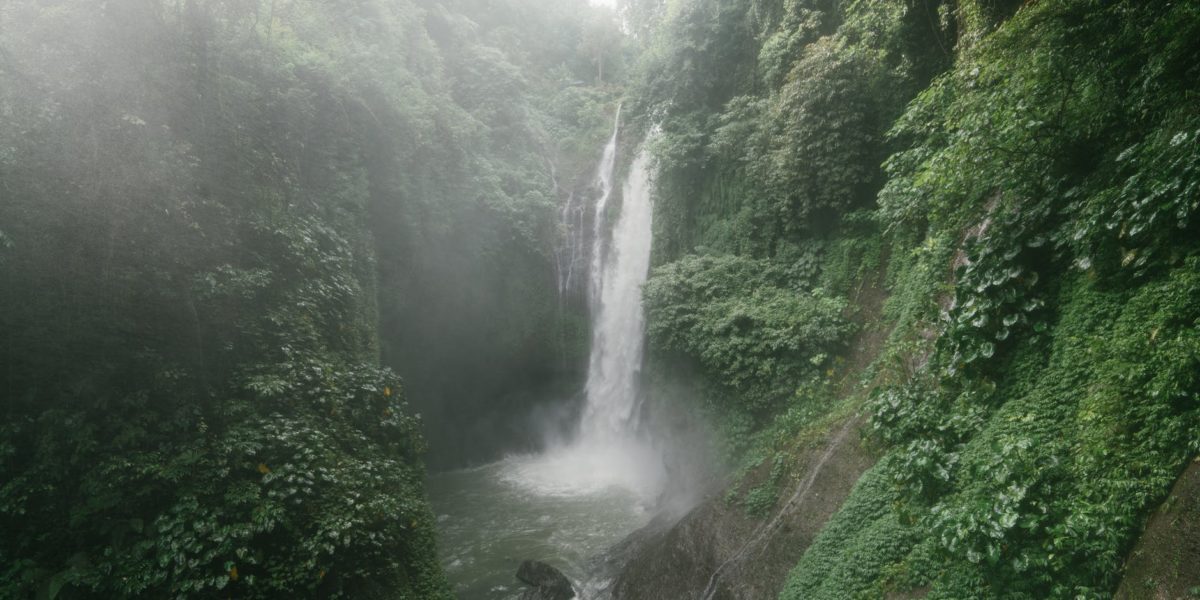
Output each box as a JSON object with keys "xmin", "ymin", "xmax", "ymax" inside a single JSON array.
[
  {"xmin": 1114, "ymin": 461, "xmax": 1200, "ymax": 600},
  {"xmin": 615, "ymin": 0, "xmax": 1200, "ymax": 597},
  {"xmin": 613, "ymin": 414, "xmax": 871, "ymax": 600}
]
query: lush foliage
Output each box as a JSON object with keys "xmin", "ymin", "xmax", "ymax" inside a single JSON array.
[
  {"xmin": 781, "ymin": 1, "xmax": 1200, "ymax": 598},
  {"xmin": 627, "ymin": 0, "xmax": 954, "ymax": 260},
  {"xmin": 626, "ymin": 0, "xmax": 1200, "ymax": 596},
  {"xmin": 0, "ymin": 0, "xmax": 621, "ymax": 596},
  {"xmin": 629, "ymin": 0, "xmax": 954, "ymax": 470},
  {"xmin": 643, "ymin": 255, "xmax": 851, "ymax": 416},
  {"xmin": 363, "ymin": 0, "xmax": 628, "ymax": 467}
]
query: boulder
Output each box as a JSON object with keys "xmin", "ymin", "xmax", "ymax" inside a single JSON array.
[{"xmin": 516, "ymin": 560, "xmax": 575, "ymax": 600}]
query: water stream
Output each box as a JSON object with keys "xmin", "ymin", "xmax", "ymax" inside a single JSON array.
[{"xmin": 429, "ymin": 114, "xmax": 662, "ymax": 599}]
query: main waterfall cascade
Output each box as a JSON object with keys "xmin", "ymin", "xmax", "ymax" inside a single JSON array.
[
  {"xmin": 430, "ymin": 110, "xmax": 669, "ymax": 600},
  {"xmin": 504, "ymin": 110, "xmax": 666, "ymax": 501},
  {"xmin": 583, "ymin": 105, "xmax": 650, "ymax": 440}
]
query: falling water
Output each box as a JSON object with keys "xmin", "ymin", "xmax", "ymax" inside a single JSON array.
[
  {"xmin": 580, "ymin": 141, "xmax": 653, "ymax": 441},
  {"xmin": 430, "ymin": 113, "xmax": 666, "ymax": 599},
  {"xmin": 554, "ymin": 189, "xmax": 587, "ymax": 298},
  {"xmin": 588, "ymin": 105, "xmax": 622, "ymax": 305},
  {"xmin": 553, "ymin": 103, "xmax": 655, "ymax": 444},
  {"xmin": 555, "ymin": 106, "xmax": 620, "ymax": 301},
  {"xmin": 500, "ymin": 113, "xmax": 664, "ymax": 501}
]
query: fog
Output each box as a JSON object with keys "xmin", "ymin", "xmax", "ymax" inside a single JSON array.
[{"xmin": 0, "ymin": 1, "xmax": 704, "ymax": 598}]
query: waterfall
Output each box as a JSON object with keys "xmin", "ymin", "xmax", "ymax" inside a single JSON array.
[
  {"xmin": 553, "ymin": 103, "xmax": 651, "ymax": 440},
  {"xmin": 588, "ymin": 105, "xmax": 622, "ymax": 305},
  {"xmin": 504, "ymin": 111, "xmax": 664, "ymax": 501},
  {"xmin": 555, "ymin": 106, "xmax": 621, "ymax": 302},
  {"xmin": 580, "ymin": 139, "xmax": 653, "ymax": 441},
  {"xmin": 555, "ymin": 190, "xmax": 585, "ymax": 299}
]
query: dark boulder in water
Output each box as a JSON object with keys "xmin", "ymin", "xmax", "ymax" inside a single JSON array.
[{"xmin": 516, "ymin": 560, "xmax": 576, "ymax": 600}]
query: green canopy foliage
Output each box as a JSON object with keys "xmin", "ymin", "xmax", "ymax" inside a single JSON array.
[
  {"xmin": 0, "ymin": 0, "xmax": 622, "ymax": 596},
  {"xmin": 627, "ymin": 0, "xmax": 1200, "ymax": 596},
  {"xmin": 644, "ymin": 254, "xmax": 852, "ymax": 416}
]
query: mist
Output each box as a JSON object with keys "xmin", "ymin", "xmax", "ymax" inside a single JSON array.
[
  {"xmin": 5, "ymin": 1, "xmax": 1197, "ymax": 599},
  {"xmin": 0, "ymin": 0, "xmax": 678, "ymax": 597}
]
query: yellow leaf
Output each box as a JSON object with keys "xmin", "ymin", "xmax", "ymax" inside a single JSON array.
[
  {"xmin": 383, "ymin": 386, "xmax": 392, "ymax": 397},
  {"xmin": 318, "ymin": 569, "xmax": 326, "ymax": 580},
  {"xmin": 229, "ymin": 566, "xmax": 239, "ymax": 581},
  {"xmin": 257, "ymin": 463, "xmax": 270, "ymax": 474}
]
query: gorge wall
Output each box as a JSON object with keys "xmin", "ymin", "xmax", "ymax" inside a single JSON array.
[{"xmin": 610, "ymin": 0, "xmax": 1200, "ymax": 598}]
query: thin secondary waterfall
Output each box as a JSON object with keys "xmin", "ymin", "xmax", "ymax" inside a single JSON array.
[
  {"xmin": 555, "ymin": 189, "xmax": 586, "ymax": 299},
  {"xmin": 588, "ymin": 105, "xmax": 622, "ymax": 305},
  {"xmin": 555, "ymin": 106, "xmax": 619, "ymax": 302}
]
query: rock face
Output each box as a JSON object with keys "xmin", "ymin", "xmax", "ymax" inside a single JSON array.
[
  {"xmin": 610, "ymin": 415, "xmax": 873, "ymax": 600},
  {"xmin": 1114, "ymin": 460, "xmax": 1200, "ymax": 600},
  {"xmin": 516, "ymin": 560, "xmax": 576, "ymax": 600}
]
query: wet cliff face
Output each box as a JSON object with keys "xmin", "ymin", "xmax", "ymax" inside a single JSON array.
[
  {"xmin": 611, "ymin": 416, "xmax": 873, "ymax": 600},
  {"xmin": 1114, "ymin": 462, "xmax": 1200, "ymax": 600}
]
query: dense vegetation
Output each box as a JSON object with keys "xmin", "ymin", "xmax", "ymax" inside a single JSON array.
[
  {"xmin": 644, "ymin": 254, "xmax": 852, "ymax": 417},
  {"xmin": 4, "ymin": 0, "xmax": 1197, "ymax": 597},
  {"xmin": 0, "ymin": 0, "xmax": 619, "ymax": 597},
  {"xmin": 625, "ymin": 0, "xmax": 1199, "ymax": 597}
]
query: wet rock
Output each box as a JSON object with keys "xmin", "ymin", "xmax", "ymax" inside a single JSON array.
[
  {"xmin": 516, "ymin": 560, "xmax": 576, "ymax": 600},
  {"xmin": 611, "ymin": 416, "xmax": 872, "ymax": 600},
  {"xmin": 1114, "ymin": 460, "xmax": 1200, "ymax": 599}
]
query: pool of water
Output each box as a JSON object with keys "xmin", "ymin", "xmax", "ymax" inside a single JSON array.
[{"xmin": 427, "ymin": 446, "xmax": 660, "ymax": 600}]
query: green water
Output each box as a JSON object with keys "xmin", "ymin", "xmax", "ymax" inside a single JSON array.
[{"xmin": 427, "ymin": 454, "xmax": 655, "ymax": 599}]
